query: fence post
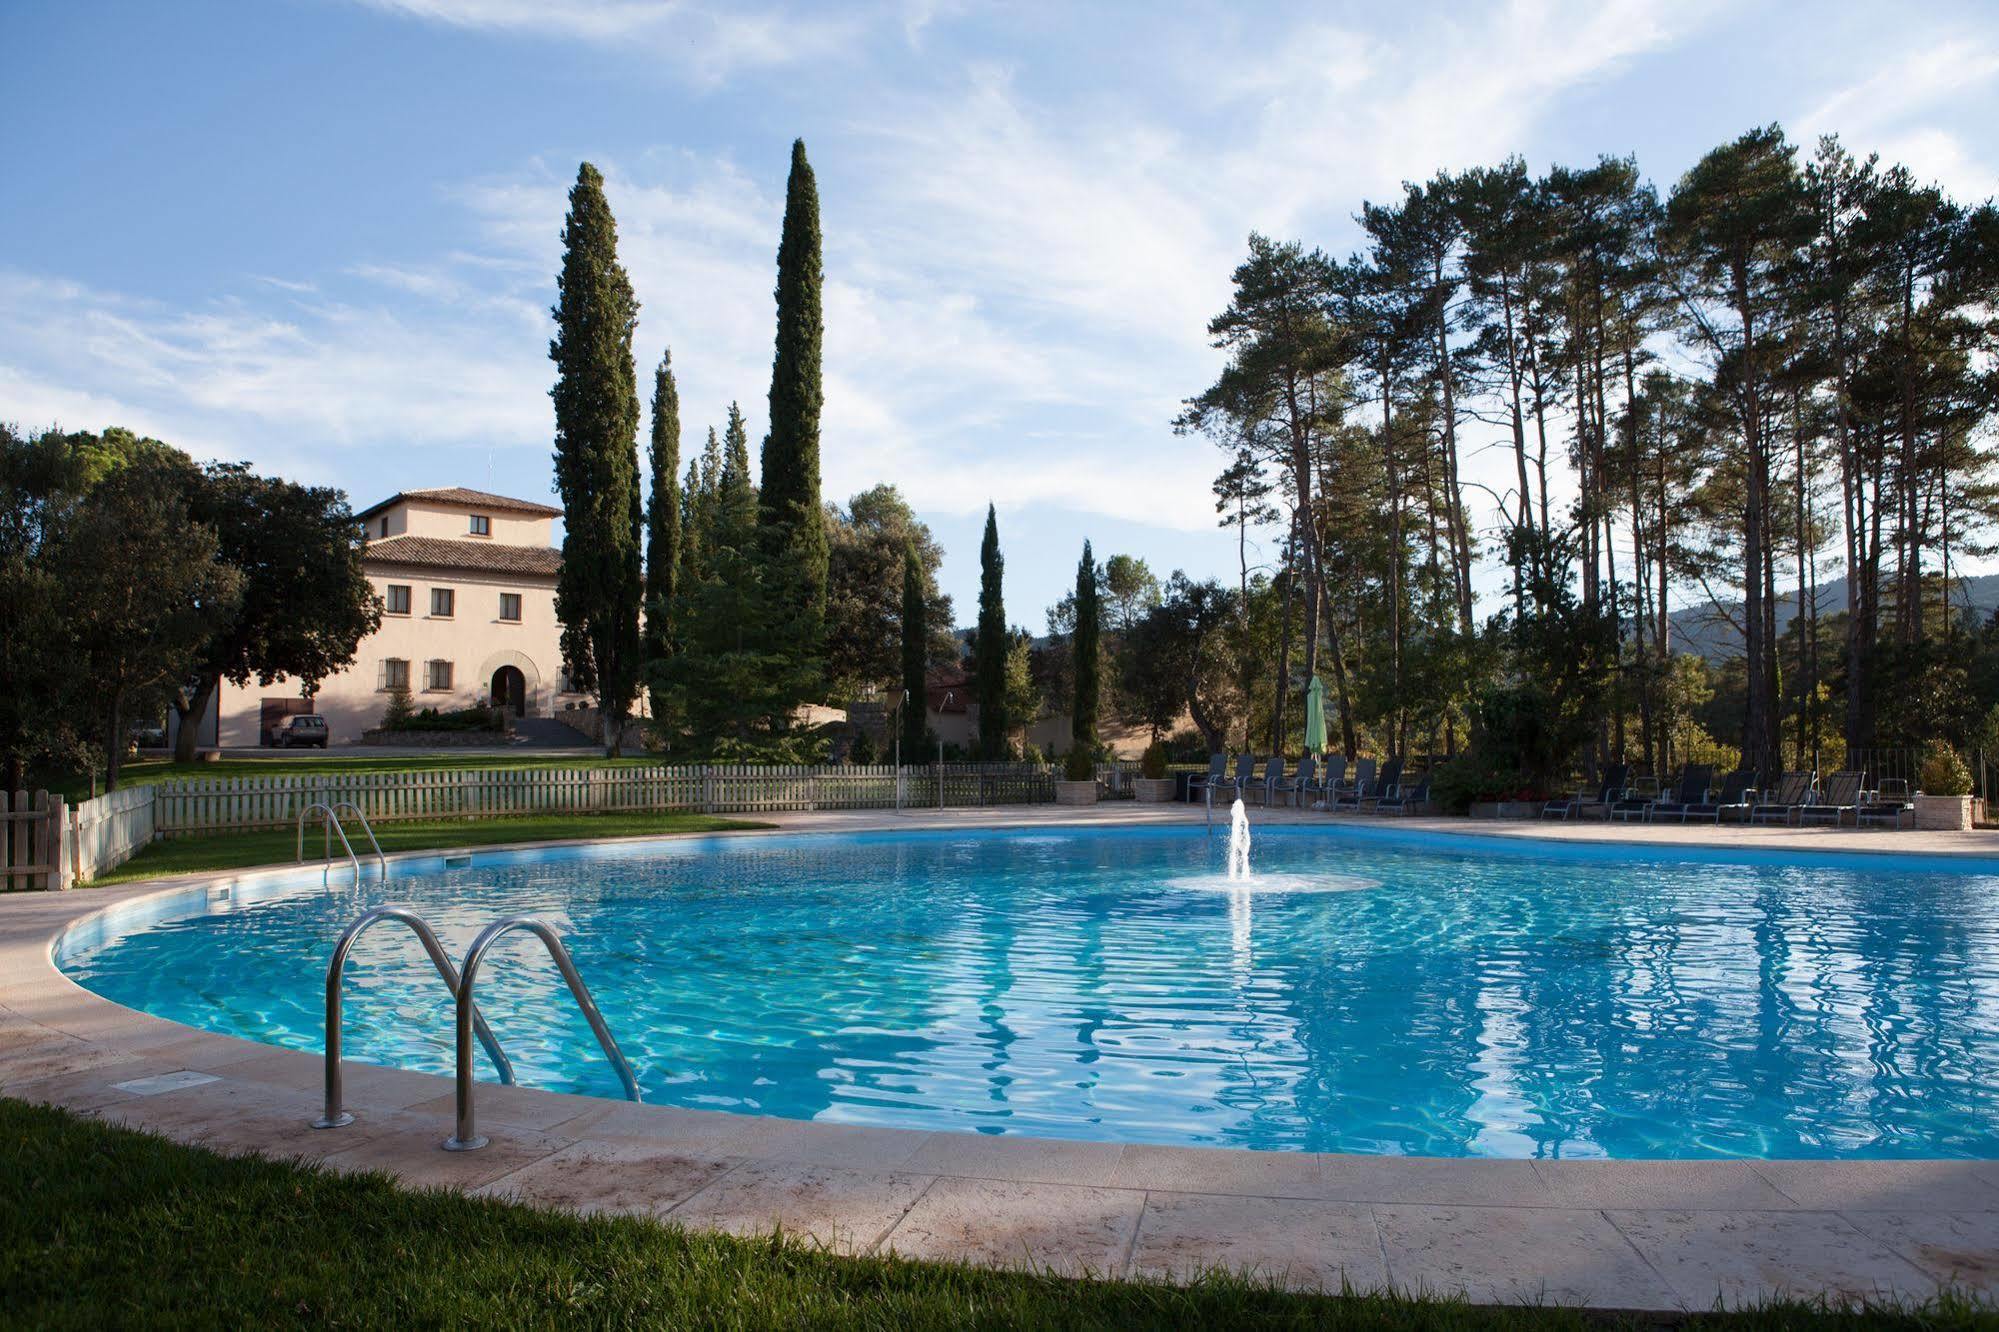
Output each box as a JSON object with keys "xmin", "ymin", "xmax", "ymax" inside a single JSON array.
[
  {"xmin": 703, "ymin": 765, "xmax": 715, "ymax": 816},
  {"xmin": 51, "ymin": 794, "xmax": 71, "ymax": 890}
]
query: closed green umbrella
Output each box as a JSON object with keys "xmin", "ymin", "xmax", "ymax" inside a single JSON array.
[{"xmin": 1302, "ymin": 675, "xmax": 1328, "ymax": 755}]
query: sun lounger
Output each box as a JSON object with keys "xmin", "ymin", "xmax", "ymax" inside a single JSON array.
[
  {"xmin": 1360, "ymin": 756, "xmax": 1406, "ymax": 811},
  {"xmin": 1750, "ymin": 771, "xmax": 1815, "ymax": 826},
  {"xmin": 1274, "ymin": 753, "xmax": 1320, "ymax": 808},
  {"xmin": 1186, "ymin": 753, "xmax": 1228, "ymax": 806},
  {"xmin": 1680, "ymin": 768, "xmax": 1757, "ymax": 823},
  {"xmin": 1609, "ymin": 774, "xmax": 1662, "ymax": 822},
  {"xmin": 1332, "ymin": 757, "xmax": 1378, "ymax": 812},
  {"xmin": 1857, "ymin": 777, "xmax": 1913, "ymax": 829},
  {"xmin": 1798, "ymin": 770, "xmax": 1865, "ymax": 827},
  {"xmin": 1314, "ymin": 754, "xmax": 1348, "ymax": 809},
  {"xmin": 1544, "ymin": 763, "xmax": 1629, "ymax": 821},
  {"xmin": 1246, "ymin": 755, "xmax": 1286, "ymax": 806},
  {"xmin": 1647, "ymin": 765, "xmax": 1718, "ymax": 823},
  {"xmin": 1374, "ymin": 773, "xmax": 1431, "ymax": 815}
]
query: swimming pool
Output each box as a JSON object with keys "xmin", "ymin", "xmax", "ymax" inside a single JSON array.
[{"xmin": 55, "ymin": 824, "xmax": 1999, "ymax": 1159}]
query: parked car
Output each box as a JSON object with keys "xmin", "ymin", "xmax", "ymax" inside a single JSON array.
[{"xmin": 270, "ymin": 714, "xmax": 330, "ymax": 749}]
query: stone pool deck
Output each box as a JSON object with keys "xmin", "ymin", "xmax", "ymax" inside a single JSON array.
[{"xmin": 3, "ymin": 805, "xmax": 1997, "ymax": 1313}]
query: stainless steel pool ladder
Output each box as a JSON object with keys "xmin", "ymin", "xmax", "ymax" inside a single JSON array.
[
  {"xmin": 297, "ymin": 801, "xmax": 387, "ymax": 886},
  {"xmin": 314, "ymin": 906, "xmax": 516, "ymax": 1129},
  {"xmin": 311, "ymin": 907, "xmax": 641, "ymax": 1150},
  {"xmin": 444, "ymin": 916, "xmax": 641, "ymax": 1151}
]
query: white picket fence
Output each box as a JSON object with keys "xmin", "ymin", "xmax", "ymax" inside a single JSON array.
[
  {"xmin": 152, "ymin": 761, "xmax": 1137, "ymax": 838},
  {"xmin": 1, "ymin": 761, "xmax": 1139, "ymax": 890},
  {"xmin": 3, "ymin": 784, "xmax": 156, "ymax": 890}
]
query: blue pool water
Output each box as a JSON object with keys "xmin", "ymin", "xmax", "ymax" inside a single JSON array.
[{"xmin": 56, "ymin": 824, "xmax": 1999, "ymax": 1159}]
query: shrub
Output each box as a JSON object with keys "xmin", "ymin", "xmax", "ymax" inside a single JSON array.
[
  {"xmin": 383, "ymin": 703, "xmax": 498, "ymax": 733},
  {"xmin": 848, "ymin": 730, "xmax": 876, "ymax": 766},
  {"xmin": 1920, "ymin": 744, "xmax": 1972, "ymax": 797},
  {"xmin": 1426, "ymin": 748, "xmax": 1538, "ymax": 814},
  {"xmin": 1063, "ymin": 747, "xmax": 1096, "ymax": 782},
  {"xmin": 1140, "ymin": 740, "xmax": 1169, "ymax": 780},
  {"xmin": 381, "ymin": 683, "xmax": 414, "ymax": 729}
]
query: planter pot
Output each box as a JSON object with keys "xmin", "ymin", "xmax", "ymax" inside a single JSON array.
[
  {"xmin": 1914, "ymin": 793, "xmax": 1974, "ymax": 832},
  {"xmin": 1132, "ymin": 777, "xmax": 1176, "ymax": 804},
  {"xmin": 1053, "ymin": 779, "xmax": 1099, "ymax": 807}
]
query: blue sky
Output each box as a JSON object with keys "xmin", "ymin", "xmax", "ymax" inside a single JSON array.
[{"xmin": 5, "ymin": 0, "xmax": 1997, "ymax": 627}]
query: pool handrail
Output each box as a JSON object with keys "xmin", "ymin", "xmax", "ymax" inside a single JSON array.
[
  {"xmin": 330, "ymin": 800, "xmax": 388, "ymax": 878},
  {"xmin": 297, "ymin": 801, "xmax": 360, "ymax": 888},
  {"xmin": 314, "ymin": 905, "xmax": 516, "ymax": 1130},
  {"xmin": 445, "ymin": 915, "xmax": 641, "ymax": 1151}
]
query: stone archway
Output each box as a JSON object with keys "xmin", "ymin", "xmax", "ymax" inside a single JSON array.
[
  {"xmin": 476, "ymin": 650, "xmax": 543, "ymax": 717},
  {"xmin": 490, "ymin": 665, "xmax": 526, "ymax": 716}
]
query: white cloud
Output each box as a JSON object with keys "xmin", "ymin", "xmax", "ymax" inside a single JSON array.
[
  {"xmin": 351, "ymin": 0, "xmax": 869, "ymax": 84},
  {"xmin": 1797, "ymin": 34, "xmax": 1999, "ymax": 198}
]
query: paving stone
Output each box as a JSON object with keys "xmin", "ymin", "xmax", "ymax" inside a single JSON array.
[
  {"xmin": 1533, "ymin": 1159, "xmax": 1798, "ymax": 1210},
  {"xmin": 902, "ymin": 1132, "xmax": 1125, "ymax": 1187},
  {"xmin": 883, "ymin": 1177, "xmax": 1145, "ymax": 1277},
  {"xmin": 1109, "ymin": 1143, "xmax": 1324, "ymax": 1199},
  {"xmin": 1375, "ymin": 1204, "xmax": 1677, "ymax": 1309},
  {"xmin": 319, "ymin": 1122, "xmax": 576, "ymax": 1192},
  {"xmin": 759, "ymin": 1119, "xmax": 932, "ymax": 1171},
  {"xmin": 1608, "ymin": 1208, "xmax": 1938, "ymax": 1310},
  {"xmin": 1754, "ymin": 1159, "xmax": 1999, "ymax": 1212},
  {"xmin": 669, "ymin": 1160, "xmax": 934, "ymax": 1253},
  {"xmin": 474, "ymin": 1139, "xmax": 737, "ymax": 1216},
  {"xmin": 1838, "ymin": 1211, "xmax": 1999, "ymax": 1296},
  {"xmin": 1320, "ymin": 1155, "xmax": 1554, "ymax": 1206},
  {"xmin": 1131, "ymin": 1192, "xmax": 1386, "ymax": 1293}
]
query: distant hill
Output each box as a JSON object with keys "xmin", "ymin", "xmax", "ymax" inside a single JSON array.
[{"xmin": 1666, "ymin": 572, "xmax": 1999, "ymax": 662}]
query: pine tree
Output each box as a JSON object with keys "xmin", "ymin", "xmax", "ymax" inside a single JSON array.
[
  {"xmin": 549, "ymin": 161, "xmax": 644, "ymax": 756},
  {"xmin": 1072, "ymin": 540, "xmax": 1101, "ymax": 757},
  {"xmin": 974, "ymin": 503, "xmax": 1009, "ymax": 758},
  {"xmin": 761, "ymin": 138, "xmax": 829, "ymax": 634},
  {"xmin": 643, "ymin": 349, "xmax": 681, "ymax": 729},
  {"xmin": 899, "ymin": 544, "xmax": 927, "ymax": 762}
]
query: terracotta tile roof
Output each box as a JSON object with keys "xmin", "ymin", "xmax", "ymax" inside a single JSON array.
[
  {"xmin": 356, "ymin": 487, "xmax": 563, "ymax": 520},
  {"xmin": 363, "ymin": 535, "xmax": 562, "ymax": 577}
]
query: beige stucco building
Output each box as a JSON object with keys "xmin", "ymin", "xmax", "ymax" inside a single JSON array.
[{"xmin": 182, "ymin": 487, "xmax": 588, "ymax": 747}]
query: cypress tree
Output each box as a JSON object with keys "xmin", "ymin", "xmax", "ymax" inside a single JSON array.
[
  {"xmin": 761, "ymin": 138, "xmax": 828, "ymax": 630},
  {"xmin": 899, "ymin": 544, "xmax": 927, "ymax": 762},
  {"xmin": 549, "ymin": 161, "xmax": 643, "ymax": 756},
  {"xmin": 643, "ymin": 349, "xmax": 681, "ymax": 727},
  {"xmin": 719, "ymin": 402, "xmax": 757, "ymax": 543},
  {"xmin": 1071, "ymin": 540, "xmax": 1100, "ymax": 757},
  {"xmin": 974, "ymin": 503, "xmax": 1009, "ymax": 758}
]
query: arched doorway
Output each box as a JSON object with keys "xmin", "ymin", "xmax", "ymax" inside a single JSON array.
[{"xmin": 490, "ymin": 665, "xmax": 527, "ymax": 718}]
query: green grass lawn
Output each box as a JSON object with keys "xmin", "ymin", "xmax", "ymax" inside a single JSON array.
[
  {"xmin": 84, "ymin": 810, "xmax": 765, "ymax": 887},
  {"xmin": 3, "ymin": 1098, "xmax": 1976, "ymax": 1329}
]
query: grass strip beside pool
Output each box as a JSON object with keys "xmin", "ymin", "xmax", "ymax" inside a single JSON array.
[
  {"xmin": 2, "ymin": 1099, "xmax": 1983, "ymax": 1329},
  {"xmin": 80, "ymin": 811, "xmax": 766, "ymax": 887}
]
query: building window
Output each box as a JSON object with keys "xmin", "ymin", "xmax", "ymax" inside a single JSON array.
[
  {"xmin": 469, "ymin": 514, "xmax": 491, "ymax": 536},
  {"xmin": 380, "ymin": 658, "xmax": 409, "ymax": 691},
  {"xmin": 379, "ymin": 516, "xmax": 390, "ymax": 538},
  {"xmin": 430, "ymin": 587, "xmax": 454, "ymax": 618},
  {"xmin": 499, "ymin": 592, "xmax": 522, "ymax": 622},
  {"xmin": 384, "ymin": 584, "xmax": 411, "ymax": 615},
  {"xmin": 426, "ymin": 659, "xmax": 453, "ymax": 692}
]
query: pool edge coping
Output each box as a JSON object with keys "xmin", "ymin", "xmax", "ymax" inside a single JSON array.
[{"xmin": 5, "ymin": 804, "xmax": 1997, "ymax": 1313}]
